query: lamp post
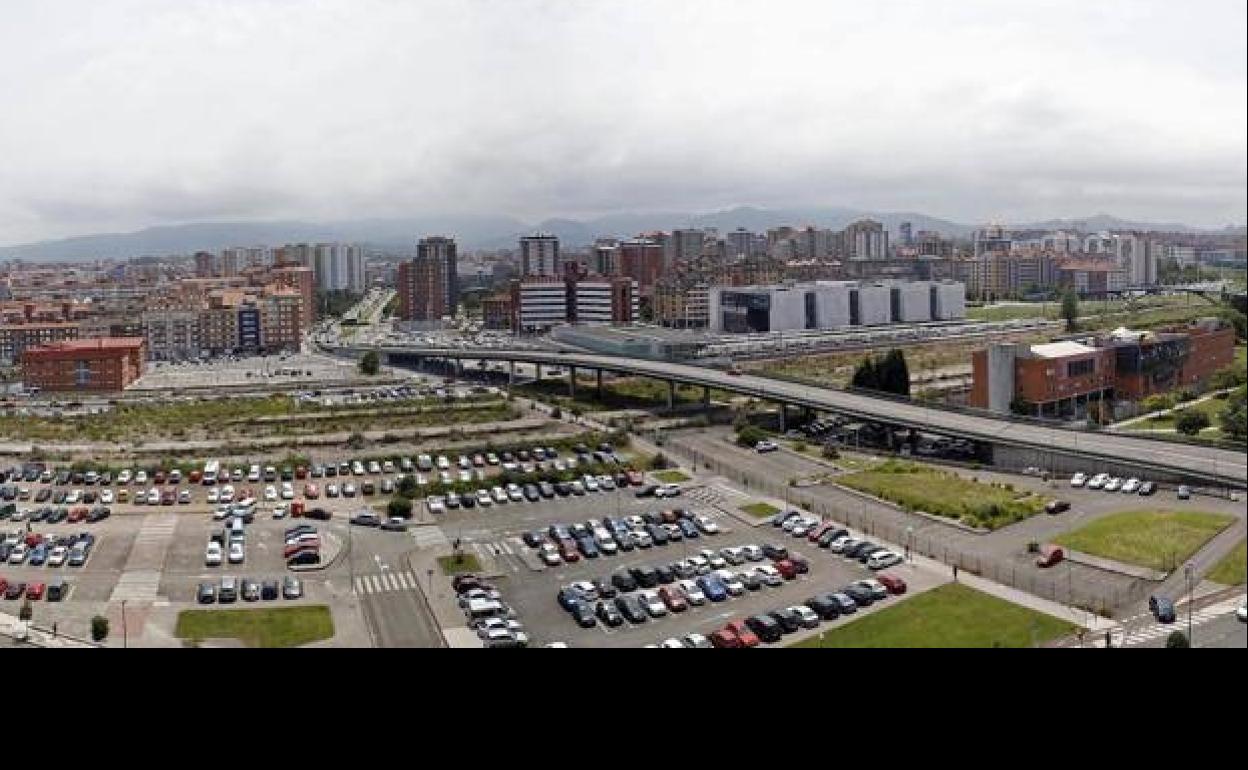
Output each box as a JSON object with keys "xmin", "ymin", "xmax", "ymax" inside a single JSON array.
[
  {"xmin": 1184, "ymin": 562, "xmax": 1194, "ymax": 646},
  {"xmin": 121, "ymin": 599, "xmax": 128, "ymax": 649}
]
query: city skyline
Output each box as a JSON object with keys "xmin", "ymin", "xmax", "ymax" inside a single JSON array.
[{"xmin": 1, "ymin": 0, "xmax": 1244, "ymax": 245}]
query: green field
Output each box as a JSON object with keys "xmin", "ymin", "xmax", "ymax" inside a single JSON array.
[
  {"xmin": 740, "ymin": 502, "xmax": 781, "ymax": 518},
  {"xmin": 837, "ymin": 460, "xmax": 1049, "ymax": 530},
  {"xmin": 1132, "ymin": 396, "xmax": 1228, "ymax": 431},
  {"xmin": 1054, "ymin": 510, "xmax": 1235, "ymax": 571},
  {"xmin": 438, "ymin": 553, "xmax": 482, "ymax": 574},
  {"xmin": 652, "ymin": 470, "xmax": 691, "ymax": 483},
  {"xmin": 175, "ymin": 606, "xmax": 334, "ymax": 648},
  {"xmin": 1207, "ymin": 540, "xmax": 1246, "ymax": 586},
  {"xmin": 789, "ymin": 583, "xmax": 1077, "ymax": 648}
]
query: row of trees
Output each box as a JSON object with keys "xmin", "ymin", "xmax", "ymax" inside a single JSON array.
[{"xmin": 850, "ymin": 349, "xmax": 911, "ymax": 397}]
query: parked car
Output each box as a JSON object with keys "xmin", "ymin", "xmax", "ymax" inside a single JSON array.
[
  {"xmin": 1149, "ymin": 595, "xmax": 1177, "ymax": 623},
  {"xmin": 1045, "ymin": 500, "xmax": 1071, "ymax": 515},
  {"xmin": 1035, "ymin": 544, "xmax": 1064, "ymax": 568}
]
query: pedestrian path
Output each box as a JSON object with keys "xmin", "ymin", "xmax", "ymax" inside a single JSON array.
[
  {"xmin": 1093, "ymin": 596, "xmax": 1242, "ymax": 647},
  {"xmin": 410, "ymin": 526, "xmax": 450, "ymax": 549},
  {"xmin": 352, "ymin": 570, "xmax": 420, "ymax": 596},
  {"xmin": 110, "ymin": 513, "xmax": 178, "ymax": 602}
]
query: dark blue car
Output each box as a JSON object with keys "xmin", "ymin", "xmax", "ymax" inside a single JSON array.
[
  {"xmin": 678, "ymin": 519, "xmax": 700, "ymax": 539},
  {"xmin": 697, "ymin": 575, "xmax": 728, "ymax": 602},
  {"xmin": 577, "ymin": 536, "xmax": 599, "ymax": 558}
]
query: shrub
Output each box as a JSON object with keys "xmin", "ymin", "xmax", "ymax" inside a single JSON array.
[
  {"xmin": 735, "ymin": 426, "xmax": 768, "ymax": 448},
  {"xmin": 1175, "ymin": 410, "xmax": 1211, "ymax": 436},
  {"xmin": 1177, "ymin": 389, "xmax": 1197, "ymax": 403},
  {"xmin": 91, "ymin": 615, "xmax": 110, "ymax": 642},
  {"xmin": 1165, "ymin": 631, "xmax": 1190, "ymax": 648},
  {"xmin": 387, "ymin": 497, "xmax": 413, "ymax": 519}
]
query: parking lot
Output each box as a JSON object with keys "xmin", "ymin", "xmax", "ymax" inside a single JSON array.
[{"xmin": 133, "ymin": 351, "xmax": 367, "ymax": 391}]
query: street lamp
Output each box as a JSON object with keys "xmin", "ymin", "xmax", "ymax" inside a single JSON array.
[
  {"xmin": 1184, "ymin": 563, "xmax": 1194, "ymax": 646},
  {"xmin": 906, "ymin": 526, "xmax": 913, "ymax": 562},
  {"xmin": 121, "ymin": 599, "xmax": 128, "ymax": 649}
]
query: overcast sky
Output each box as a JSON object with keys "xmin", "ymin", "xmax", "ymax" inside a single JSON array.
[{"xmin": 1, "ymin": 0, "xmax": 1244, "ymax": 244}]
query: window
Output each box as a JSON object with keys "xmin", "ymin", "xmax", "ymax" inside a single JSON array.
[{"xmin": 1067, "ymin": 359, "xmax": 1095, "ymax": 377}]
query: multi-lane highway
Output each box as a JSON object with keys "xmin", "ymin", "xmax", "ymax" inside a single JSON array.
[{"xmin": 324, "ymin": 344, "xmax": 1247, "ymax": 488}]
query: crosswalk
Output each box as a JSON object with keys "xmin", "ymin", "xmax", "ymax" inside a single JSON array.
[
  {"xmin": 1094, "ymin": 597, "xmax": 1243, "ymax": 647},
  {"xmin": 684, "ymin": 487, "xmax": 725, "ymax": 507},
  {"xmin": 110, "ymin": 513, "xmax": 179, "ymax": 602},
  {"xmin": 353, "ymin": 570, "xmax": 420, "ymax": 596},
  {"xmin": 410, "ymin": 526, "xmax": 450, "ymax": 549}
]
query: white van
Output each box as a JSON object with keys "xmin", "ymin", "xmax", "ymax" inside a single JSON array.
[{"xmin": 465, "ymin": 599, "xmax": 508, "ymax": 620}]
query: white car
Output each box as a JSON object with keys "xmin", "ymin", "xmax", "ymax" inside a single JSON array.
[
  {"xmin": 630, "ymin": 530, "xmax": 653, "ymax": 548},
  {"xmin": 538, "ymin": 543, "xmax": 561, "ymax": 566},
  {"xmin": 755, "ymin": 440, "xmax": 779, "ymax": 453},
  {"xmin": 506, "ymin": 484, "xmax": 523, "ymax": 502},
  {"xmin": 117, "ymin": 469, "xmax": 133, "ymax": 485},
  {"xmin": 742, "ymin": 544, "xmax": 764, "ymax": 561},
  {"xmin": 272, "ymin": 504, "xmax": 289, "ymax": 519},
  {"xmin": 789, "ymin": 605, "xmax": 821, "ymax": 628},
  {"xmin": 637, "ymin": 590, "xmax": 669, "ymax": 618},
  {"xmin": 1070, "ymin": 472, "xmax": 1088, "ymax": 488},
  {"xmin": 1104, "ymin": 477, "xmax": 1122, "ymax": 492},
  {"xmin": 829, "ymin": 536, "xmax": 858, "ymax": 553},
  {"xmin": 1086, "ymin": 473, "xmax": 1109, "ymax": 490},
  {"xmin": 694, "ymin": 515, "xmax": 720, "ymax": 534},
  {"xmin": 458, "ymin": 470, "xmax": 473, "ymax": 483},
  {"xmin": 65, "ymin": 490, "xmax": 81, "ymax": 505},
  {"xmin": 491, "ymin": 486, "xmax": 508, "ymax": 504},
  {"xmin": 475, "ymin": 489, "xmax": 492, "ymax": 507},
  {"xmin": 207, "ymin": 488, "xmax": 220, "ymax": 503},
  {"xmin": 583, "ymin": 476, "xmax": 600, "ymax": 492},
  {"xmin": 228, "ymin": 542, "xmax": 245, "ymax": 564},
  {"xmin": 280, "ymin": 483, "xmax": 295, "ymax": 500},
  {"xmin": 867, "ymin": 550, "xmax": 904, "ymax": 570},
  {"xmin": 659, "ymin": 638, "xmax": 685, "ymax": 649},
  {"xmin": 1121, "ymin": 478, "xmax": 1141, "ymax": 494},
  {"xmin": 247, "ymin": 465, "xmax": 261, "ymax": 482},
  {"xmin": 714, "ymin": 569, "xmax": 745, "ymax": 596},
  {"xmin": 677, "ymin": 579, "xmax": 706, "ymax": 605},
  {"xmin": 178, "ymin": 489, "xmax": 192, "ymax": 504},
  {"xmin": 688, "ymin": 555, "xmax": 711, "ymax": 574},
  {"xmin": 264, "ymin": 485, "xmax": 278, "ymax": 502},
  {"xmin": 205, "ymin": 542, "xmax": 223, "ymax": 566},
  {"xmin": 135, "ymin": 470, "xmax": 148, "ymax": 484},
  {"xmin": 436, "ymin": 455, "xmax": 450, "ymax": 470},
  {"xmin": 8, "ymin": 544, "xmax": 28, "ymax": 564},
  {"xmin": 100, "ymin": 490, "xmax": 114, "ymax": 505},
  {"xmin": 213, "ymin": 505, "xmax": 231, "ymax": 520},
  {"xmin": 755, "ymin": 565, "xmax": 784, "ymax": 586},
  {"xmin": 700, "ymin": 549, "xmax": 727, "ymax": 570},
  {"xmin": 626, "ymin": 515, "xmax": 646, "ymax": 529},
  {"xmin": 790, "ymin": 517, "xmax": 818, "ymax": 537},
  {"xmin": 368, "ymin": 460, "xmax": 382, "ymax": 474},
  {"xmin": 146, "ymin": 488, "xmax": 160, "ymax": 505},
  {"xmin": 655, "ymin": 483, "xmax": 682, "ymax": 498},
  {"xmin": 427, "ymin": 496, "xmax": 447, "ymax": 514},
  {"xmin": 48, "ymin": 546, "xmax": 68, "ymax": 567},
  {"xmin": 1237, "ymin": 600, "xmax": 1247, "ymax": 623},
  {"xmin": 220, "ymin": 485, "xmax": 236, "ymax": 502}
]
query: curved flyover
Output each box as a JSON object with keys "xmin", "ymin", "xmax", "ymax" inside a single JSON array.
[{"xmin": 328, "ymin": 344, "xmax": 1246, "ymax": 488}]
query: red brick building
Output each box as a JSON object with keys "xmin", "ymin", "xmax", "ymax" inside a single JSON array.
[{"xmin": 20, "ymin": 337, "xmax": 147, "ymax": 392}]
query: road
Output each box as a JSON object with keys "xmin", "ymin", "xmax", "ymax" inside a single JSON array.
[
  {"xmin": 348, "ymin": 527, "xmax": 443, "ymax": 648},
  {"xmin": 324, "ymin": 344, "xmax": 1247, "ymax": 488}
]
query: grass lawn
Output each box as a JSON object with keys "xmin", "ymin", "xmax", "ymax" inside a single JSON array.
[
  {"xmin": 1132, "ymin": 396, "xmax": 1227, "ymax": 431},
  {"xmin": 789, "ymin": 583, "xmax": 1076, "ymax": 648},
  {"xmin": 740, "ymin": 501, "xmax": 781, "ymax": 518},
  {"xmin": 837, "ymin": 460, "xmax": 1049, "ymax": 530},
  {"xmin": 175, "ymin": 606, "xmax": 334, "ymax": 648},
  {"xmin": 1053, "ymin": 510, "xmax": 1235, "ymax": 571},
  {"xmin": 1206, "ymin": 540, "xmax": 1246, "ymax": 586},
  {"xmin": 438, "ymin": 553, "xmax": 482, "ymax": 574},
  {"xmin": 652, "ymin": 470, "xmax": 691, "ymax": 483}
]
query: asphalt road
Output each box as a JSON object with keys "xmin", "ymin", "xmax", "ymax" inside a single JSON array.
[{"xmin": 326, "ymin": 345, "xmax": 1247, "ymax": 486}]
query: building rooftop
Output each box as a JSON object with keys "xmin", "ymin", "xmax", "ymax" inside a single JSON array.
[{"xmin": 1030, "ymin": 341, "xmax": 1098, "ymax": 359}]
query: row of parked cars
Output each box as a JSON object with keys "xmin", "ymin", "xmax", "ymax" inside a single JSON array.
[
  {"xmin": 197, "ymin": 575, "xmax": 303, "ymax": 603},
  {"xmin": 453, "ymin": 574, "xmax": 529, "ymax": 648},
  {"xmin": 427, "ymin": 469, "xmax": 651, "ymax": 514},
  {"xmin": 522, "ymin": 509, "xmax": 722, "ymax": 565},
  {"xmin": 770, "ymin": 511, "xmax": 904, "ymax": 569},
  {"xmin": 1070, "ymin": 472, "xmax": 1160, "ymax": 496},
  {"xmin": 1, "ymin": 530, "xmax": 96, "ymax": 567},
  {"xmin": 4, "ymin": 505, "xmax": 111, "ymax": 524},
  {"xmin": 0, "ymin": 576, "xmax": 70, "ymax": 601},
  {"xmin": 706, "ymin": 575, "xmax": 908, "ymax": 647},
  {"xmin": 556, "ymin": 543, "xmax": 810, "ymax": 628}
]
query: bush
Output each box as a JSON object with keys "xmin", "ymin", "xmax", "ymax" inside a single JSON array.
[
  {"xmin": 91, "ymin": 615, "xmax": 110, "ymax": 642},
  {"xmin": 1176, "ymin": 389, "xmax": 1197, "ymax": 403},
  {"xmin": 735, "ymin": 426, "xmax": 768, "ymax": 448},
  {"xmin": 1175, "ymin": 410, "xmax": 1211, "ymax": 436},
  {"xmin": 649, "ymin": 453, "xmax": 671, "ymax": 470},
  {"xmin": 1165, "ymin": 631, "xmax": 1190, "ymax": 648},
  {"xmin": 1141, "ymin": 394, "xmax": 1173, "ymax": 414},
  {"xmin": 359, "ymin": 351, "xmax": 380, "ymax": 376},
  {"xmin": 387, "ymin": 497, "xmax": 413, "ymax": 518},
  {"xmin": 821, "ymin": 444, "xmax": 840, "ymax": 460}
]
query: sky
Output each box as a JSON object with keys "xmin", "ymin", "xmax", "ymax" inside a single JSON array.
[{"xmin": 0, "ymin": 0, "xmax": 1244, "ymax": 245}]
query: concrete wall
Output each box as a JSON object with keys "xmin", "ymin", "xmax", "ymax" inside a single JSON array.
[
  {"xmin": 985, "ymin": 343, "xmax": 1019, "ymax": 414},
  {"xmin": 815, "ymin": 282, "xmax": 852, "ymax": 328},
  {"xmin": 770, "ymin": 288, "xmax": 807, "ymax": 331},
  {"xmin": 854, "ymin": 284, "xmax": 892, "ymax": 326},
  {"xmin": 930, "ymin": 281, "xmax": 966, "ymax": 320},
  {"xmin": 891, "ymin": 282, "xmax": 931, "ymax": 323}
]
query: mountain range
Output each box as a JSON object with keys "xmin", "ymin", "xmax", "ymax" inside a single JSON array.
[{"xmin": 1, "ymin": 207, "xmax": 1241, "ymax": 262}]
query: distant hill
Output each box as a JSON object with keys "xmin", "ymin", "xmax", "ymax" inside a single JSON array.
[{"xmin": 2, "ymin": 208, "xmax": 1239, "ymax": 261}]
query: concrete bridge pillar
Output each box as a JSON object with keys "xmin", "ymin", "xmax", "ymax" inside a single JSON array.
[
  {"xmin": 667, "ymin": 380, "xmax": 676, "ymax": 410},
  {"xmin": 569, "ymin": 366, "xmax": 577, "ymax": 397},
  {"xmin": 596, "ymin": 369, "xmax": 604, "ymax": 400},
  {"xmin": 508, "ymin": 360, "xmax": 516, "ymax": 391},
  {"xmin": 702, "ymin": 386, "xmax": 711, "ymax": 407}
]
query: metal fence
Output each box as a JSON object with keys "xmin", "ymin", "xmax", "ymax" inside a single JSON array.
[{"xmin": 665, "ymin": 435, "xmax": 1151, "ymax": 617}]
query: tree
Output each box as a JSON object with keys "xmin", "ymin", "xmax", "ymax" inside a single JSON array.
[
  {"xmin": 1060, "ymin": 289, "xmax": 1080, "ymax": 332},
  {"xmin": 91, "ymin": 615, "xmax": 110, "ymax": 642},
  {"xmin": 649, "ymin": 452, "xmax": 671, "ymax": 470},
  {"xmin": 1165, "ymin": 631, "xmax": 1190, "ymax": 648},
  {"xmin": 359, "ymin": 351, "xmax": 380, "ymax": 376},
  {"xmin": 1174, "ymin": 409, "xmax": 1211, "ymax": 436},
  {"xmin": 1219, "ymin": 387, "xmax": 1247, "ymax": 442},
  {"xmin": 387, "ymin": 496, "xmax": 413, "ymax": 519},
  {"xmin": 18, "ymin": 599, "xmax": 32, "ymax": 622},
  {"xmin": 736, "ymin": 425, "xmax": 768, "ymax": 448},
  {"xmin": 397, "ymin": 474, "xmax": 418, "ymax": 498},
  {"xmin": 882, "ymin": 349, "xmax": 911, "ymax": 397},
  {"xmin": 1210, "ymin": 365, "xmax": 1246, "ymax": 392},
  {"xmin": 851, "ymin": 357, "xmax": 879, "ymax": 391}
]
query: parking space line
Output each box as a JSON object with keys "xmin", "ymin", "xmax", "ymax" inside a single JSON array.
[{"xmin": 396, "ymin": 572, "xmax": 410, "ymax": 590}]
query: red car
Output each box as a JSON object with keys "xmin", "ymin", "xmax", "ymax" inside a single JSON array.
[
  {"xmin": 68, "ymin": 506, "xmax": 88, "ymax": 523},
  {"xmin": 557, "ymin": 538, "xmax": 580, "ymax": 563},
  {"xmin": 626, "ymin": 471, "xmax": 644, "ymax": 486},
  {"xmin": 295, "ymin": 466, "xmax": 308, "ymax": 480},
  {"xmin": 283, "ymin": 543, "xmax": 320, "ymax": 560},
  {"xmin": 724, "ymin": 619, "xmax": 760, "ymax": 647},
  {"xmin": 25, "ymin": 582, "xmax": 45, "ymax": 600},
  {"xmin": 808, "ymin": 521, "xmax": 837, "ymax": 542},
  {"xmin": 24, "ymin": 533, "xmax": 45, "ymax": 548},
  {"xmin": 153, "ymin": 471, "xmax": 166, "ymax": 485},
  {"xmin": 774, "ymin": 559, "xmax": 798, "ymax": 580},
  {"xmin": 658, "ymin": 585, "xmax": 688, "ymax": 613},
  {"xmin": 304, "ymin": 484, "xmax": 320, "ymax": 500},
  {"xmin": 0, "ymin": 577, "xmax": 8, "ymax": 595},
  {"xmin": 161, "ymin": 490, "xmax": 176, "ymax": 505},
  {"xmin": 189, "ymin": 470, "xmax": 203, "ymax": 484},
  {"xmin": 710, "ymin": 629, "xmax": 742, "ymax": 648},
  {"xmin": 877, "ymin": 574, "xmax": 907, "ymax": 594}
]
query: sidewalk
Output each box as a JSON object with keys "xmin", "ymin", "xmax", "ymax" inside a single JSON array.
[
  {"xmin": 1109, "ymin": 389, "xmax": 1235, "ymax": 431},
  {"xmin": 0, "ymin": 612, "xmax": 99, "ymax": 648},
  {"xmin": 405, "ymin": 545, "xmax": 481, "ymax": 648}
]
